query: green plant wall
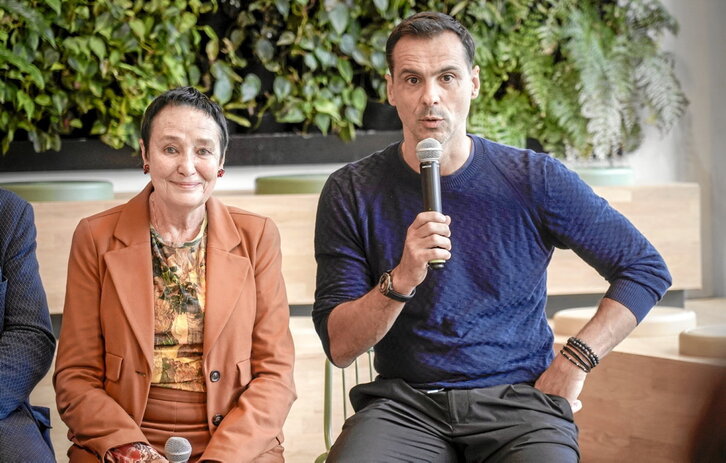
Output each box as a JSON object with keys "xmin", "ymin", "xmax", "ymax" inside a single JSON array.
[
  {"xmin": 0, "ymin": 0, "xmax": 687, "ymax": 160},
  {"xmin": 0, "ymin": 0, "xmax": 214, "ymax": 153}
]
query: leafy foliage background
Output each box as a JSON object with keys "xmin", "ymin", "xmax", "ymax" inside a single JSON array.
[{"xmin": 0, "ymin": 0, "xmax": 687, "ymax": 160}]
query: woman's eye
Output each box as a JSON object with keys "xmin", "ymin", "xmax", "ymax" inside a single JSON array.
[{"xmin": 165, "ymin": 146, "xmax": 177, "ymax": 154}]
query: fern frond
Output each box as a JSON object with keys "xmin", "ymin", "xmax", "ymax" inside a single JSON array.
[{"xmin": 635, "ymin": 53, "xmax": 688, "ymax": 132}]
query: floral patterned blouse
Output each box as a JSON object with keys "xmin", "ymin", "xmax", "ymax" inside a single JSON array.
[{"xmin": 149, "ymin": 217, "xmax": 207, "ymax": 392}]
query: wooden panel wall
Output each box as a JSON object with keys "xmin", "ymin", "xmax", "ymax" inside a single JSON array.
[{"xmin": 31, "ymin": 183, "xmax": 701, "ymax": 314}]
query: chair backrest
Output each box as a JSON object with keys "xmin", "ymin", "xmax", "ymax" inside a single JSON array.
[{"xmin": 319, "ymin": 350, "xmax": 375, "ymax": 458}]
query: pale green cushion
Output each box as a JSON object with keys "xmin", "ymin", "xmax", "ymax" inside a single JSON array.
[
  {"xmin": 0, "ymin": 180, "xmax": 114, "ymax": 201},
  {"xmin": 255, "ymin": 174, "xmax": 329, "ymax": 195}
]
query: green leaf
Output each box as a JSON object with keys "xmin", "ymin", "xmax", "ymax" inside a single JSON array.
[
  {"xmin": 273, "ymin": 76, "xmax": 293, "ymax": 100},
  {"xmin": 314, "ymin": 47, "xmax": 335, "ymax": 68},
  {"xmin": 241, "ymin": 74, "xmax": 262, "ymax": 102},
  {"xmin": 206, "ymin": 38, "xmax": 219, "ymax": 61},
  {"xmin": 89, "ymin": 36, "xmax": 106, "ymax": 60},
  {"xmin": 351, "ymin": 87, "xmax": 367, "ymax": 110},
  {"xmin": 17, "ymin": 91, "xmax": 35, "ymax": 119},
  {"xmin": 314, "ymin": 113, "xmax": 331, "ymax": 135},
  {"xmin": 338, "ymin": 58, "xmax": 353, "ymax": 83},
  {"xmin": 35, "ymin": 94, "xmax": 52, "ymax": 106},
  {"xmin": 277, "ymin": 31, "xmax": 296, "ymax": 46},
  {"xmin": 345, "ymin": 106, "xmax": 362, "ymax": 125},
  {"xmin": 328, "ymin": 3, "xmax": 349, "ymax": 35},
  {"xmin": 225, "ymin": 113, "xmax": 251, "ymax": 127},
  {"xmin": 275, "ymin": 0, "xmax": 290, "ymax": 18},
  {"xmin": 129, "ymin": 19, "xmax": 146, "ymax": 40},
  {"xmin": 214, "ymin": 76, "xmax": 233, "ymax": 105},
  {"xmin": 371, "ymin": 51, "xmax": 386, "ymax": 71},
  {"xmin": 339, "ymin": 34, "xmax": 356, "ymax": 56},
  {"xmin": 179, "ymin": 12, "xmax": 197, "ymax": 33},
  {"xmin": 255, "ymin": 38, "xmax": 275, "ymax": 62},
  {"xmin": 277, "ymin": 104, "xmax": 306, "ymax": 123},
  {"xmin": 52, "ymin": 93, "xmax": 68, "ymax": 114},
  {"xmin": 44, "ymin": 0, "xmax": 61, "ymax": 15},
  {"xmin": 313, "ymin": 98, "xmax": 340, "ymax": 119},
  {"xmin": 303, "ymin": 53, "xmax": 318, "ymax": 71},
  {"xmin": 373, "ymin": 0, "xmax": 388, "ymax": 14}
]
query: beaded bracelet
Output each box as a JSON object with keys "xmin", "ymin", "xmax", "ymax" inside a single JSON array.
[
  {"xmin": 568, "ymin": 337, "xmax": 600, "ymax": 367},
  {"xmin": 562, "ymin": 344, "xmax": 592, "ymax": 371},
  {"xmin": 560, "ymin": 348, "xmax": 590, "ymax": 373}
]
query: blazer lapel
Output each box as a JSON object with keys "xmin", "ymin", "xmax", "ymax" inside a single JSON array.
[
  {"xmin": 203, "ymin": 196, "xmax": 249, "ymax": 356},
  {"xmin": 105, "ymin": 184, "xmax": 155, "ymax": 370}
]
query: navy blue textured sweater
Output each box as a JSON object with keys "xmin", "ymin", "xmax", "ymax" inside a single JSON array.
[{"xmin": 313, "ymin": 136, "xmax": 671, "ymax": 389}]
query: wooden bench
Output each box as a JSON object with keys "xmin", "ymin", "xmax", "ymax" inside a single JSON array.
[{"xmin": 31, "ymin": 183, "xmax": 700, "ymax": 314}]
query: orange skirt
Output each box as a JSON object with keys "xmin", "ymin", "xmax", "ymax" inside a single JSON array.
[{"xmin": 141, "ymin": 386, "xmax": 210, "ymax": 461}]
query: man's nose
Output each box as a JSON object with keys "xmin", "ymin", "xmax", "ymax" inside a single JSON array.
[{"xmin": 421, "ymin": 81, "xmax": 441, "ymax": 106}]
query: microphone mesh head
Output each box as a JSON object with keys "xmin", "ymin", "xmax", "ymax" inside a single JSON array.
[
  {"xmin": 165, "ymin": 437, "xmax": 192, "ymax": 462},
  {"xmin": 416, "ymin": 138, "xmax": 442, "ymax": 162}
]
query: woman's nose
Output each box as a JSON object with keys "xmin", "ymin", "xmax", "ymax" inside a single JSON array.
[{"xmin": 177, "ymin": 152, "xmax": 196, "ymax": 175}]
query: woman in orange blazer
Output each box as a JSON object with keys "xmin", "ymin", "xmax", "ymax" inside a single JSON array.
[{"xmin": 54, "ymin": 87, "xmax": 296, "ymax": 462}]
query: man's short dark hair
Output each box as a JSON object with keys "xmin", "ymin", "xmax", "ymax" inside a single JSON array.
[
  {"xmin": 385, "ymin": 11, "xmax": 476, "ymax": 75},
  {"xmin": 140, "ymin": 86, "xmax": 229, "ymax": 158}
]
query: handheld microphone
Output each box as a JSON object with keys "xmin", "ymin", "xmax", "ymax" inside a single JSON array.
[
  {"xmin": 415, "ymin": 138, "xmax": 445, "ymax": 269},
  {"xmin": 165, "ymin": 436, "xmax": 192, "ymax": 463}
]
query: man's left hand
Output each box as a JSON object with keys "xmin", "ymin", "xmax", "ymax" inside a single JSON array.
[{"xmin": 534, "ymin": 353, "xmax": 587, "ymax": 413}]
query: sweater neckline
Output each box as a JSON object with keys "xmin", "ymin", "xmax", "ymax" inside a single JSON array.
[{"xmin": 395, "ymin": 135, "xmax": 488, "ymax": 191}]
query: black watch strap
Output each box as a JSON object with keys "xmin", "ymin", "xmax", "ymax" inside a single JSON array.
[{"xmin": 379, "ymin": 271, "xmax": 415, "ymax": 302}]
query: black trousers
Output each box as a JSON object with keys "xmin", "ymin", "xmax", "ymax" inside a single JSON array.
[{"xmin": 327, "ymin": 378, "xmax": 579, "ymax": 463}]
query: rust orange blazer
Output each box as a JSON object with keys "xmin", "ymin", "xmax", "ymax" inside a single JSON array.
[{"xmin": 53, "ymin": 184, "xmax": 296, "ymax": 462}]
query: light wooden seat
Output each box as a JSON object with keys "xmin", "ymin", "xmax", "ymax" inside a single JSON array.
[
  {"xmin": 679, "ymin": 325, "xmax": 726, "ymax": 359},
  {"xmin": 553, "ymin": 306, "xmax": 698, "ymax": 337}
]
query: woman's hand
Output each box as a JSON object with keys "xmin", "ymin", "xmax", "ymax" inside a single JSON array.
[{"xmin": 105, "ymin": 442, "xmax": 169, "ymax": 463}]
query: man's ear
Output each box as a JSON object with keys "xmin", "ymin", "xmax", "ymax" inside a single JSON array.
[
  {"xmin": 385, "ymin": 73, "xmax": 396, "ymax": 107},
  {"xmin": 470, "ymin": 65, "xmax": 481, "ymax": 99}
]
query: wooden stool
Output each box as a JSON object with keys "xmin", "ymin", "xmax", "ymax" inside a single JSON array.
[
  {"xmin": 553, "ymin": 306, "xmax": 697, "ymax": 337},
  {"xmin": 679, "ymin": 325, "xmax": 726, "ymax": 359}
]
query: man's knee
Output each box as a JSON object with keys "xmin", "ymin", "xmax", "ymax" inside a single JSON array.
[{"xmin": 0, "ymin": 406, "xmax": 55, "ymax": 463}]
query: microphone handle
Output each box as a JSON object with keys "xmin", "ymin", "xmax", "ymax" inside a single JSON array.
[{"xmin": 420, "ymin": 161, "xmax": 445, "ymax": 269}]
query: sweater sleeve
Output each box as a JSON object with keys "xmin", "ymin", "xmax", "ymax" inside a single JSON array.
[
  {"xmin": 312, "ymin": 174, "xmax": 374, "ymax": 360},
  {"xmin": 539, "ymin": 157, "xmax": 672, "ymax": 322}
]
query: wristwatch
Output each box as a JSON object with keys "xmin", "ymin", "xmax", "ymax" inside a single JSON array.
[{"xmin": 378, "ymin": 270, "xmax": 415, "ymax": 303}]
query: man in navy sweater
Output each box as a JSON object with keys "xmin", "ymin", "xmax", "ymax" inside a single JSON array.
[{"xmin": 312, "ymin": 11, "xmax": 671, "ymax": 462}]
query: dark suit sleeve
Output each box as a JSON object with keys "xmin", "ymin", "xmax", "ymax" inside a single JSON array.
[{"xmin": 0, "ymin": 194, "xmax": 56, "ymax": 419}]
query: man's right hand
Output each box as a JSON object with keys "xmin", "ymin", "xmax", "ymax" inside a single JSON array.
[{"xmin": 393, "ymin": 211, "xmax": 452, "ymax": 294}]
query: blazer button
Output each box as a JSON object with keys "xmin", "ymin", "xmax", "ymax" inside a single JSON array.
[
  {"xmin": 210, "ymin": 370, "xmax": 221, "ymax": 382},
  {"xmin": 212, "ymin": 414, "xmax": 224, "ymax": 426}
]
